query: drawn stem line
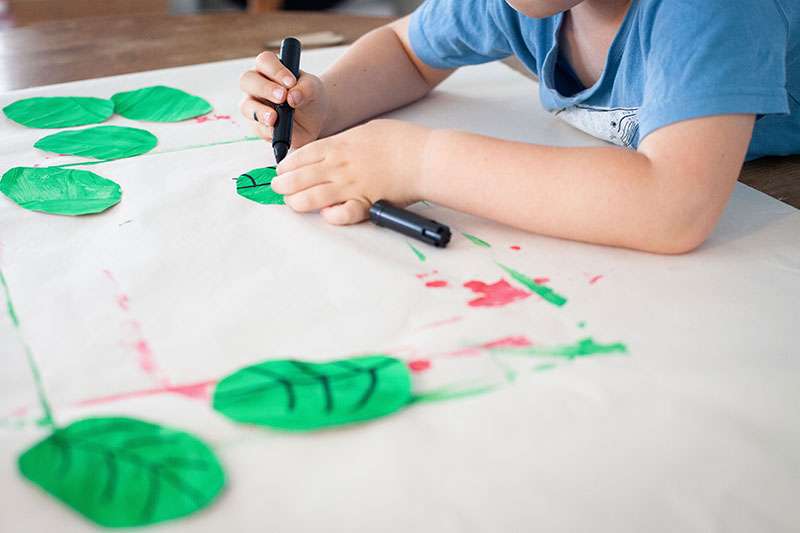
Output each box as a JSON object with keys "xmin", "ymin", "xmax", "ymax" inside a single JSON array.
[
  {"xmin": 52, "ymin": 136, "xmax": 261, "ymax": 169},
  {"xmin": 0, "ymin": 268, "xmax": 56, "ymax": 429}
]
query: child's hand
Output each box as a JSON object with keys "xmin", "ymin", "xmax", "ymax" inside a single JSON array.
[
  {"xmin": 272, "ymin": 119, "xmax": 432, "ymax": 225},
  {"xmin": 239, "ymin": 51, "xmax": 333, "ymax": 148}
]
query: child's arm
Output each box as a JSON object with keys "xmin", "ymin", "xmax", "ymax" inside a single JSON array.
[
  {"xmin": 266, "ymin": 18, "xmax": 755, "ymax": 255},
  {"xmin": 238, "ymin": 16, "xmax": 451, "ymax": 147},
  {"xmin": 274, "ymin": 112, "xmax": 753, "ymax": 254}
]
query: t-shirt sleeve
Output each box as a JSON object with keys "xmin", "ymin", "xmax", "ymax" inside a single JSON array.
[
  {"xmin": 638, "ymin": 0, "xmax": 790, "ymax": 140},
  {"xmin": 408, "ymin": 0, "xmax": 518, "ymax": 69}
]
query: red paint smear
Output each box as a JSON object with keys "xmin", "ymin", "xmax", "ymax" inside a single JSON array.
[
  {"xmin": 510, "ymin": 245, "xmax": 521, "ymax": 250},
  {"xmin": 131, "ymin": 340, "xmax": 156, "ymax": 373},
  {"xmin": 425, "ymin": 280, "xmax": 449, "ymax": 288},
  {"xmin": 76, "ymin": 380, "xmax": 217, "ymax": 407},
  {"xmin": 534, "ymin": 277, "xmax": 550, "ymax": 284},
  {"xmin": 431, "ymin": 334, "xmax": 535, "ymax": 360},
  {"xmin": 482, "ymin": 335, "xmax": 532, "ymax": 349},
  {"xmin": 417, "ymin": 316, "xmax": 464, "ymax": 331},
  {"xmin": 415, "ymin": 270, "xmax": 439, "ymax": 279},
  {"xmin": 589, "ymin": 275, "xmax": 604, "ymax": 285},
  {"xmin": 408, "ymin": 360, "xmax": 431, "ymax": 373},
  {"xmin": 464, "ymin": 279, "xmax": 530, "ymax": 308},
  {"xmin": 195, "ymin": 114, "xmax": 233, "ymax": 124}
]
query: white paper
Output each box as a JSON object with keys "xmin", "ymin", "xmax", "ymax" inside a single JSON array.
[{"xmin": 1, "ymin": 47, "xmax": 799, "ymax": 532}]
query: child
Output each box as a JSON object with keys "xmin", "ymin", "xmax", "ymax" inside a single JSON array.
[{"xmin": 239, "ymin": 0, "xmax": 799, "ymax": 254}]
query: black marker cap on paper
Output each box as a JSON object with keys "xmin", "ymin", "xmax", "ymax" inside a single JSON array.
[{"xmin": 369, "ymin": 200, "xmax": 451, "ymax": 248}]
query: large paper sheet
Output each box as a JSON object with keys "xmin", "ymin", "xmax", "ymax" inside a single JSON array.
[{"xmin": 1, "ymin": 47, "xmax": 799, "ymax": 532}]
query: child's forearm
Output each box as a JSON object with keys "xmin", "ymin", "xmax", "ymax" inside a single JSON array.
[
  {"xmin": 319, "ymin": 17, "xmax": 452, "ymax": 137},
  {"xmin": 418, "ymin": 116, "xmax": 750, "ymax": 254}
]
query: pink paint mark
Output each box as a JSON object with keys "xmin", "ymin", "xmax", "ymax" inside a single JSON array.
[
  {"xmin": 167, "ymin": 380, "xmax": 217, "ymax": 400},
  {"xmin": 12, "ymin": 406, "xmax": 28, "ymax": 417},
  {"xmin": 75, "ymin": 379, "xmax": 217, "ymax": 407},
  {"xmin": 131, "ymin": 340, "xmax": 156, "ymax": 373},
  {"xmin": 418, "ymin": 316, "xmax": 464, "ymax": 331},
  {"xmin": 589, "ymin": 275, "xmax": 604, "ymax": 285},
  {"xmin": 534, "ymin": 277, "xmax": 550, "ymax": 284},
  {"xmin": 195, "ymin": 114, "xmax": 233, "ymax": 124},
  {"xmin": 481, "ymin": 335, "xmax": 532, "ymax": 349},
  {"xmin": 464, "ymin": 279, "xmax": 531, "ymax": 308},
  {"xmin": 510, "ymin": 245, "xmax": 521, "ymax": 251},
  {"xmin": 408, "ymin": 360, "xmax": 432, "ymax": 373},
  {"xmin": 104, "ymin": 269, "xmax": 170, "ymax": 387},
  {"xmin": 439, "ymin": 346, "xmax": 483, "ymax": 359},
  {"xmin": 415, "ymin": 270, "xmax": 439, "ymax": 280},
  {"xmin": 425, "ymin": 280, "xmax": 449, "ymax": 288}
]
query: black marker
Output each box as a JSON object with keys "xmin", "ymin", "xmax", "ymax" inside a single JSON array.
[
  {"xmin": 272, "ymin": 37, "xmax": 301, "ymax": 165},
  {"xmin": 369, "ymin": 200, "xmax": 451, "ymax": 248}
]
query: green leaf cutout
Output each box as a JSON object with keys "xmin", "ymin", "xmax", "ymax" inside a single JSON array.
[
  {"xmin": 213, "ymin": 356, "xmax": 413, "ymax": 431},
  {"xmin": 1, "ymin": 166, "xmax": 121, "ymax": 215},
  {"xmin": 34, "ymin": 125, "xmax": 157, "ymax": 160},
  {"xmin": 18, "ymin": 417, "xmax": 225, "ymax": 528},
  {"xmin": 111, "ymin": 86, "xmax": 212, "ymax": 122},
  {"xmin": 235, "ymin": 166, "xmax": 284, "ymax": 205},
  {"xmin": 3, "ymin": 96, "xmax": 114, "ymax": 129}
]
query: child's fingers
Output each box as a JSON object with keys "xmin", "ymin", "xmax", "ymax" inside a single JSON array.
[
  {"xmin": 254, "ymin": 51, "xmax": 297, "ymax": 88},
  {"xmin": 285, "ymin": 69, "xmax": 317, "ymax": 108},
  {"xmin": 272, "ymin": 165, "xmax": 330, "ymax": 195},
  {"xmin": 275, "ymin": 141, "xmax": 326, "ymax": 174},
  {"xmin": 247, "ymin": 119, "xmax": 272, "ymax": 141},
  {"xmin": 239, "ymin": 96, "xmax": 276, "ymax": 126},
  {"xmin": 239, "ymin": 69, "xmax": 289, "ymax": 105},
  {"xmin": 283, "ymin": 183, "xmax": 342, "ymax": 213},
  {"xmin": 321, "ymin": 199, "xmax": 370, "ymax": 226}
]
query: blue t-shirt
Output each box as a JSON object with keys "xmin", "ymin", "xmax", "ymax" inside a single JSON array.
[{"xmin": 409, "ymin": 0, "xmax": 800, "ymax": 161}]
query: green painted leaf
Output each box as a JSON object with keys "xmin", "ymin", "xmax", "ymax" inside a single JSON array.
[
  {"xmin": 34, "ymin": 125, "xmax": 157, "ymax": 160},
  {"xmin": 17, "ymin": 417, "xmax": 225, "ymax": 527},
  {"xmin": 235, "ymin": 166, "xmax": 283, "ymax": 205},
  {"xmin": 213, "ymin": 356, "xmax": 413, "ymax": 430},
  {"xmin": 111, "ymin": 86, "xmax": 212, "ymax": 122},
  {"xmin": 3, "ymin": 97, "xmax": 114, "ymax": 129},
  {"xmin": 0, "ymin": 166, "xmax": 121, "ymax": 215}
]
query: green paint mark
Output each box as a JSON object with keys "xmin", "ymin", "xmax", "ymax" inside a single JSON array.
[
  {"xmin": 119, "ymin": 219, "xmax": 133, "ymax": 227},
  {"xmin": 462, "ymin": 232, "xmax": 491, "ymax": 248},
  {"xmin": 1, "ymin": 167, "xmax": 121, "ymax": 215},
  {"xmin": 35, "ymin": 126, "xmax": 157, "ymax": 160},
  {"xmin": 578, "ymin": 321, "xmax": 586, "ymax": 328},
  {"xmin": 236, "ymin": 167, "xmax": 283, "ymax": 205},
  {"xmin": 408, "ymin": 242, "xmax": 426, "ymax": 262},
  {"xmin": 496, "ymin": 262, "xmax": 568, "ymax": 307},
  {"xmin": 533, "ymin": 363, "xmax": 557, "ymax": 372},
  {"xmin": 411, "ymin": 380, "xmax": 497, "ymax": 404},
  {"xmin": 1, "ymin": 269, "xmax": 19, "ymax": 327},
  {"xmin": 3, "ymin": 96, "xmax": 113, "ymax": 129},
  {"xmin": 18, "ymin": 417, "xmax": 225, "ymax": 527},
  {"xmin": 492, "ymin": 337, "xmax": 628, "ymax": 360},
  {"xmin": 213, "ymin": 356, "xmax": 412, "ymax": 431},
  {"xmin": 111, "ymin": 86, "xmax": 212, "ymax": 122},
  {"xmin": 1, "ymin": 268, "xmax": 55, "ymax": 429}
]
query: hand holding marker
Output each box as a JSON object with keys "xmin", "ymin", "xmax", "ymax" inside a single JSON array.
[{"xmin": 273, "ymin": 37, "xmax": 450, "ymax": 248}]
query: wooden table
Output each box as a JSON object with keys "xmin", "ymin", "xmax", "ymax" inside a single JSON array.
[{"xmin": 0, "ymin": 11, "xmax": 797, "ymax": 208}]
